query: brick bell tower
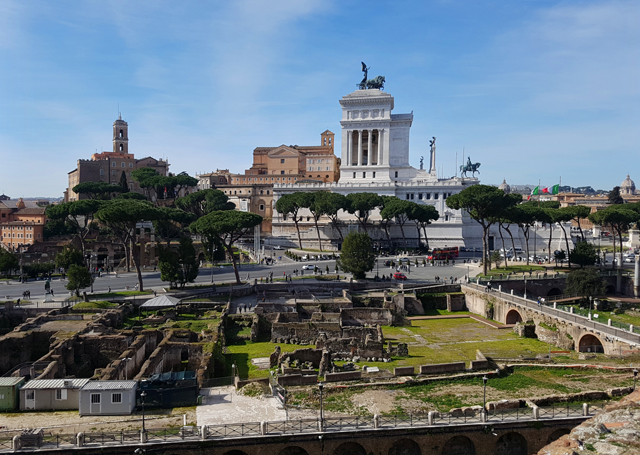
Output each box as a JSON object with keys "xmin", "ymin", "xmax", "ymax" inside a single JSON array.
[{"xmin": 112, "ymin": 114, "xmax": 129, "ymax": 154}]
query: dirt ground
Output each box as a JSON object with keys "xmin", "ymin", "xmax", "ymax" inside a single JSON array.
[
  {"xmin": 285, "ymin": 368, "xmax": 636, "ymax": 416},
  {"xmin": 0, "ymin": 406, "xmax": 196, "ymax": 434}
]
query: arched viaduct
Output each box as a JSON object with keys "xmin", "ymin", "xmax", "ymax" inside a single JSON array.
[
  {"xmin": 28, "ymin": 418, "xmax": 584, "ymax": 455},
  {"xmin": 463, "ymin": 285, "xmax": 640, "ymax": 355}
]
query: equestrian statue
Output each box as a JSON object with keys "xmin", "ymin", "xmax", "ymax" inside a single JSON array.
[
  {"xmin": 460, "ymin": 157, "xmax": 481, "ymax": 177},
  {"xmin": 358, "ymin": 62, "xmax": 385, "ymax": 90}
]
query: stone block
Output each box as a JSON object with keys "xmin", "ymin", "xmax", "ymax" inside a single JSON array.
[
  {"xmin": 394, "ymin": 366, "xmax": 415, "ymax": 376},
  {"xmin": 419, "ymin": 362, "xmax": 465, "ymax": 375},
  {"xmin": 324, "ymin": 371, "xmax": 362, "ymax": 382}
]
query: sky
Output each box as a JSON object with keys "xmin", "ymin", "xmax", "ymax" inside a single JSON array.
[{"xmin": 0, "ymin": 0, "xmax": 638, "ymax": 198}]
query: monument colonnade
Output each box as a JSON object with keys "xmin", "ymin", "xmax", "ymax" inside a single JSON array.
[{"xmin": 345, "ymin": 128, "xmax": 385, "ymax": 166}]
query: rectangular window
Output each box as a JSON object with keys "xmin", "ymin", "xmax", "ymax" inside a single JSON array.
[
  {"xmin": 259, "ymin": 204, "xmax": 264, "ymax": 211},
  {"xmin": 372, "ymin": 172, "xmax": 376, "ymax": 178},
  {"xmin": 111, "ymin": 393, "xmax": 122, "ymax": 403},
  {"xmin": 410, "ymin": 194, "xmax": 414, "ymax": 200},
  {"xmin": 121, "ymin": 162, "xmax": 125, "ymax": 167},
  {"xmin": 362, "ymin": 172, "xmax": 366, "ymax": 178},
  {"xmin": 418, "ymin": 193, "xmax": 423, "ymax": 200},
  {"xmin": 26, "ymin": 391, "xmax": 34, "ymax": 400},
  {"xmin": 395, "ymin": 171, "xmax": 398, "ymax": 178},
  {"xmin": 112, "ymin": 170, "xmax": 116, "ymax": 176},
  {"xmin": 280, "ymin": 159, "xmax": 285, "ymax": 163},
  {"xmin": 280, "ymin": 171, "xmax": 285, "ymax": 174},
  {"xmin": 427, "ymin": 193, "xmax": 431, "ymax": 200},
  {"xmin": 100, "ymin": 169, "xmax": 104, "ymax": 176},
  {"xmin": 406, "ymin": 194, "xmax": 410, "ymax": 200},
  {"xmin": 112, "ymin": 162, "xmax": 116, "ymax": 167},
  {"xmin": 56, "ymin": 389, "xmax": 67, "ymax": 400},
  {"xmin": 129, "ymin": 163, "xmax": 133, "ymax": 168},
  {"xmin": 91, "ymin": 393, "xmax": 101, "ymax": 404},
  {"xmin": 353, "ymin": 172, "xmax": 356, "ymax": 178},
  {"xmin": 434, "ymin": 193, "xmax": 439, "ymax": 199}
]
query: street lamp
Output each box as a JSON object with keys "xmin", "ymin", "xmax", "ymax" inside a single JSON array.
[
  {"xmin": 634, "ymin": 369, "xmax": 638, "ymax": 391},
  {"xmin": 210, "ymin": 244, "xmax": 216, "ymax": 283},
  {"xmin": 140, "ymin": 391, "xmax": 147, "ymax": 433},
  {"xmin": 482, "ymin": 376, "xmax": 488, "ymax": 418},
  {"xmin": 318, "ymin": 382, "xmax": 324, "ymax": 430}
]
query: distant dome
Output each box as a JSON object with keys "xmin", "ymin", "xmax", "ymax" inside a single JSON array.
[
  {"xmin": 621, "ymin": 174, "xmax": 636, "ymax": 195},
  {"xmin": 498, "ymin": 179, "xmax": 511, "ymax": 194}
]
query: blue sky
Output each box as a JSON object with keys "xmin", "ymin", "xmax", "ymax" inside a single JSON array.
[{"xmin": 1, "ymin": 0, "xmax": 638, "ymax": 197}]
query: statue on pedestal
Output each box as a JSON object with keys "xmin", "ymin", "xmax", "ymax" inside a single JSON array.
[
  {"xmin": 357, "ymin": 62, "xmax": 385, "ymax": 90},
  {"xmin": 429, "ymin": 137, "xmax": 437, "ymax": 174}
]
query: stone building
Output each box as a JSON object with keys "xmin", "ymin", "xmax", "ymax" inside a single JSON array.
[
  {"xmin": 0, "ymin": 198, "xmax": 47, "ymax": 250},
  {"xmin": 65, "ymin": 115, "xmax": 169, "ymax": 202},
  {"xmin": 196, "ymin": 131, "xmax": 340, "ymax": 235}
]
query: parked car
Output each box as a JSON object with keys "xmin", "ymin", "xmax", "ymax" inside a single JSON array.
[
  {"xmin": 273, "ymin": 245, "xmax": 283, "ymax": 250},
  {"xmin": 624, "ymin": 254, "xmax": 636, "ymax": 263},
  {"xmin": 393, "ymin": 272, "xmax": 407, "ymax": 280},
  {"xmin": 384, "ymin": 260, "xmax": 392, "ymax": 266},
  {"xmin": 302, "ymin": 264, "xmax": 315, "ymax": 270},
  {"xmin": 302, "ymin": 255, "xmax": 309, "ymax": 260},
  {"xmin": 398, "ymin": 257, "xmax": 410, "ymax": 263}
]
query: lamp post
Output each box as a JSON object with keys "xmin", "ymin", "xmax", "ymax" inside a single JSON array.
[
  {"xmin": 482, "ymin": 376, "xmax": 488, "ymax": 418},
  {"xmin": 210, "ymin": 244, "xmax": 216, "ymax": 283},
  {"xmin": 140, "ymin": 391, "xmax": 147, "ymax": 433},
  {"xmin": 634, "ymin": 369, "xmax": 638, "ymax": 391},
  {"xmin": 318, "ymin": 382, "xmax": 324, "ymax": 430},
  {"xmin": 524, "ymin": 278, "xmax": 527, "ymax": 300}
]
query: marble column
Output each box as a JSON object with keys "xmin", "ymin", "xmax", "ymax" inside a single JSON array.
[
  {"xmin": 378, "ymin": 129, "xmax": 384, "ymax": 165},
  {"xmin": 347, "ymin": 131, "xmax": 352, "ymax": 165},
  {"xmin": 367, "ymin": 130, "xmax": 372, "ymax": 166},
  {"xmin": 357, "ymin": 130, "xmax": 363, "ymax": 166}
]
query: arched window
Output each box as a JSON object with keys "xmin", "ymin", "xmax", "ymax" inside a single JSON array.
[
  {"xmin": 119, "ymin": 129, "xmax": 123, "ymax": 138},
  {"xmin": 119, "ymin": 144, "xmax": 124, "ymax": 152}
]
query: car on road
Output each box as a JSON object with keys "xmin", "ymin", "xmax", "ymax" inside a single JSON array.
[
  {"xmin": 393, "ymin": 272, "xmax": 407, "ymax": 280},
  {"xmin": 273, "ymin": 245, "xmax": 283, "ymax": 250},
  {"xmin": 398, "ymin": 257, "xmax": 410, "ymax": 263},
  {"xmin": 384, "ymin": 260, "xmax": 392, "ymax": 266},
  {"xmin": 624, "ymin": 254, "xmax": 635, "ymax": 263},
  {"xmin": 302, "ymin": 264, "xmax": 315, "ymax": 270}
]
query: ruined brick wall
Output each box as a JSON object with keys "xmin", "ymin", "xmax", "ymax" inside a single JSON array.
[
  {"xmin": 278, "ymin": 348, "xmax": 323, "ymax": 368},
  {"xmin": 0, "ymin": 331, "xmax": 35, "ymax": 375},
  {"xmin": 340, "ymin": 308, "xmax": 392, "ymax": 326}
]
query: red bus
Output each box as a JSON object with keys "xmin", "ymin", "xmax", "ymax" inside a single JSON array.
[{"xmin": 427, "ymin": 247, "xmax": 459, "ymax": 260}]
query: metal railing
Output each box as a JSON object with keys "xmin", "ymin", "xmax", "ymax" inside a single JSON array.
[{"xmin": 0, "ymin": 403, "xmax": 607, "ymax": 452}]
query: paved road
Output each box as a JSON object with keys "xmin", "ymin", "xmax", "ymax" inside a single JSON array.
[{"xmin": 1, "ymin": 256, "xmax": 476, "ymax": 303}]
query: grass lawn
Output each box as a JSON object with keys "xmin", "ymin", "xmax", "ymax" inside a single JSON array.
[
  {"xmin": 345, "ymin": 318, "xmax": 554, "ymax": 372},
  {"xmin": 584, "ymin": 308, "xmax": 640, "ymax": 327},
  {"xmin": 223, "ymin": 341, "xmax": 313, "ymax": 379},
  {"xmin": 479, "ymin": 265, "xmax": 546, "ymax": 278},
  {"xmin": 73, "ymin": 301, "xmax": 118, "ymax": 309}
]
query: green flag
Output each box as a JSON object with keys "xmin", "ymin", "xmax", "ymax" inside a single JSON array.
[
  {"xmin": 552, "ymin": 184, "xmax": 559, "ymax": 195},
  {"xmin": 531, "ymin": 186, "xmax": 539, "ymax": 196}
]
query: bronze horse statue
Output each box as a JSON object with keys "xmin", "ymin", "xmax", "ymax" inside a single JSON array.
[{"xmin": 460, "ymin": 160, "xmax": 481, "ymax": 177}]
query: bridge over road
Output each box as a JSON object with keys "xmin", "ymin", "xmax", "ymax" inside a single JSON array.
[{"xmin": 462, "ymin": 283, "xmax": 640, "ymax": 355}]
